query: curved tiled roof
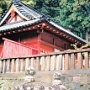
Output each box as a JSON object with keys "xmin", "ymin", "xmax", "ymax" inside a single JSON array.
[
  {"xmin": 0, "ymin": 18, "xmax": 41, "ymax": 32},
  {"xmin": 0, "ymin": 0, "xmax": 43, "ymax": 25},
  {"xmin": 0, "ymin": 0, "xmax": 87, "ymax": 45},
  {"xmin": 14, "ymin": 2, "xmax": 42, "ymax": 19},
  {"xmin": 0, "ymin": 17, "xmax": 87, "ymax": 44}
]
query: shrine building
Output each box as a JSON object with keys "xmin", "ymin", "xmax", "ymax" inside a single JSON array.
[{"xmin": 0, "ymin": 0, "xmax": 87, "ymax": 58}]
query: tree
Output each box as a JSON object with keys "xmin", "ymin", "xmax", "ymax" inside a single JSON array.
[
  {"xmin": 33, "ymin": 0, "xmax": 90, "ymax": 40},
  {"xmin": 0, "ymin": 0, "xmax": 7, "ymax": 16}
]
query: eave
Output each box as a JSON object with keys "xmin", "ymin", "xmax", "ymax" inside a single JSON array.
[{"xmin": 0, "ymin": 18, "xmax": 87, "ymax": 46}]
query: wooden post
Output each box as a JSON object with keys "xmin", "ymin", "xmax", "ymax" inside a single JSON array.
[
  {"xmin": 0, "ymin": 60, "xmax": 2, "ymax": 73},
  {"xmin": 23, "ymin": 60, "xmax": 25, "ymax": 71},
  {"xmin": 45, "ymin": 56, "xmax": 50, "ymax": 71},
  {"xmin": 64, "ymin": 54, "xmax": 69, "ymax": 70},
  {"xmin": 20, "ymin": 59, "xmax": 24, "ymax": 72},
  {"xmin": 16, "ymin": 58, "xmax": 20, "ymax": 73},
  {"xmin": 50, "ymin": 55, "xmax": 56, "ymax": 71},
  {"xmin": 11, "ymin": 59, "xmax": 15, "ymax": 73},
  {"xmin": 62, "ymin": 55, "xmax": 65, "ymax": 70},
  {"xmin": 40, "ymin": 56, "xmax": 46, "ymax": 71},
  {"xmin": 25, "ymin": 58, "xmax": 30, "ymax": 70},
  {"xmin": 84, "ymin": 52, "xmax": 89, "ymax": 69},
  {"xmin": 30, "ymin": 58, "xmax": 35, "ymax": 68},
  {"xmin": 6, "ymin": 59, "xmax": 10, "ymax": 73},
  {"xmin": 35, "ymin": 57, "xmax": 40, "ymax": 71},
  {"xmin": 56, "ymin": 55, "xmax": 62, "ymax": 70},
  {"xmin": 77, "ymin": 53, "xmax": 82, "ymax": 69},
  {"xmin": 70, "ymin": 53, "xmax": 75, "ymax": 69},
  {"xmin": 2, "ymin": 60, "xmax": 6, "ymax": 73}
]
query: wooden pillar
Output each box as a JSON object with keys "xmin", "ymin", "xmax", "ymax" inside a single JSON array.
[
  {"xmin": 35, "ymin": 57, "xmax": 40, "ymax": 71},
  {"xmin": 16, "ymin": 58, "xmax": 20, "ymax": 73},
  {"xmin": 2, "ymin": 60, "xmax": 6, "ymax": 73},
  {"xmin": 84, "ymin": 52, "xmax": 89, "ymax": 69},
  {"xmin": 11, "ymin": 59, "xmax": 15, "ymax": 73},
  {"xmin": 20, "ymin": 59, "xmax": 24, "ymax": 72},
  {"xmin": 25, "ymin": 58, "xmax": 30, "ymax": 70},
  {"xmin": 30, "ymin": 58, "xmax": 35, "ymax": 68},
  {"xmin": 56, "ymin": 55, "xmax": 62, "ymax": 70},
  {"xmin": 6, "ymin": 59, "xmax": 10, "ymax": 73},
  {"xmin": 77, "ymin": 53, "xmax": 82, "ymax": 69},
  {"xmin": 40, "ymin": 56, "xmax": 46, "ymax": 71},
  {"xmin": 62, "ymin": 55, "xmax": 64, "ymax": 70},
  {"xmin": 64, "ymin": 54, "xmax": 69, "ymax": 70},
  {"xmin": 0, "ymin": 60, "xmax": 3, "ymax": 73},
  {"xmin": 50, "ymin": 55, "xmax": 56, "ymax": 71},
  {"xmin": 45, "ymin": 56, "xmax": 50, "ymax": 71},
  {"xmin": 70, "ymin": 54, "xmax": 75, "ymax": 69}
]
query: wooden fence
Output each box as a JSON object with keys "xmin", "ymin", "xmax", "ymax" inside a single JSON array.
[{"xmin": 0, "ymin": 48, "xmax": 90, "ymax": 73}]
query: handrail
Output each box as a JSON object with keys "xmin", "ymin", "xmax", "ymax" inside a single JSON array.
[
  {"xmin": 0, "ymin": 48, "xmax": 90, "ymax": 73},
  {"xmin": 1, "ymin": 48, "xmax": 90, "ymax": 60}
]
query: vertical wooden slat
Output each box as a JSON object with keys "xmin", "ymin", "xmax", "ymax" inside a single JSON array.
[
  {"xmin": 84, "ymin": 52, "xmax": 89, "ymax": 69},
  {"xmin": 20, "ymin": 59, "xmax": 24, "ymax": 72},
  {"xmin": 64, "ymin": 54, "xmax": 69, "ymax": 70},
  {"xmin": 35, "ymin": 57, "xmax": 40, "ymax": 71},
  {"xmin": 40, "ymin": 56, "xmax": 46, "ymax": 71},
  {"xmin": 25, "ymin": 58, "xmax": 30, "ymax": 70},
  {"xmin": 6, "ymin": 59, "xmax": 10, "ymax": 73},
  {"xmin": 0, "ymin": 60, "xmax": 2, "ymax": 73},
  {"xmin": 16, "ymin": 58, "xmax": 20, "ymax": 73},
  {"xmin": 77, "ymin": 53, "xmax": 82, "ymax": 69},
  {"xmin": 56, "ymin": 55, "xmax": 62, "ymax": 70},
  {"xmin": 2, "ymin": 60, "xmax": 6, "ymax": 73},
  {"xmin": 70, "ymin": 53, "xmax": 75, "ymax": 69},
  {"xmin": 11, "ymin": 59, "xmax": 15, "ymax": 73},
  {"xmin": 23, "ymin": 59, "xmax": 25, "ymax": 71},
  {"xmin": 30, "ymin": 58, "xmax": 35, "ymax": 68},
  {"xmin": 45, "ymin": 56, "xmax": 50, "ymax": 71},
  {"xmin": 50, "ymin": 55, "xmax": 56, "ymax": 71},
  {"xmin": 62, "ymin": 55, "xmax": 64, "ymax": 70}
]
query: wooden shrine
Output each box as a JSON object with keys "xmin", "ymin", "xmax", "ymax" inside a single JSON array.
[{"xmin": 0, "ymin": 0, "xmax": 87, "ymax": 58}]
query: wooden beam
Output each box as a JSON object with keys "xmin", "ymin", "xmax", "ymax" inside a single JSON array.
[
  {"xmin": 0, "ymin": 34, "xmax": 2, "ymax": 36},
  {"xmin": 63, "ymin": 34, "xmax": 66, "ymax": 37},
  {"xmin": 66, "ymin": 36, "xmax": 69, "ymax": 38},
  {"xmin": 59, "ymin": 33, "xmax": 63, "ymax": 35},
  {"xmin": 4, "ymin": 33, "xmax": 6, "ymax": 35},
  {"xmin": 8, "ymin": 32, "xmax": 11, "ymax": 34},
  {"xmin": 56, "ymin": 31, "xmax": 59, "ymax": 34},
  {"xmin": 13, "ymin": 31, "xmax": 16, "ymax": 33},
  {"xmin": 53, "ymin": 29, "xmax": 56, "ymax": 32},
  {"xmin": 28, "ymin": 27, "xmax": 32, "ymax": 30},
  {"xmin": 32, "ymin": 26, "xmax": 36, "ymax": 29},
  {"xmin": 42, "ymin": 23, "xmax": 46, "ymax": 27},
  {"xmin": 23, "ymin": 28, "xmax": 26, "ymax": 31},
  {"xmin": 37, "ymin": 25, "xmax": 40, "ymax": 28},
  {"xmin": 18, "ymin": 29, "xmax": 22, "ymax": 32},
  {"xmin": 46, "ymin": 26, "xmax": 49, "ymax": 29}
]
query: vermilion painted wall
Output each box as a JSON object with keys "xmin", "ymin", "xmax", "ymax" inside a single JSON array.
[
  {"xmin": 21, "ymin": 37, "xmax": 54, "ymax": 53},
  {"xmin": 0, "ymin": 45, "xmax": 3, "ymax": 57},
  {"xmin": 2, "ymin": 38, "xmax": 40, "ymax": 58}
]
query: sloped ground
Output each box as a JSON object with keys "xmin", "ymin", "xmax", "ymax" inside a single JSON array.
[{"xmin": 0, "ymin": 70, "xmax": 90, "ymax": 90}]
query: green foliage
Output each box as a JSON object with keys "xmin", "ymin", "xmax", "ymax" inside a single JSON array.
[
  {"xmin": 0, "ymin": 0, "xmax": 7, "ymax": 16},
  {"xmin": 25, "ymin": 0, "xmax": 90, "ymax": 39},
  {"xmin": 0, "ymin": 0, "xmax": 90, "ymax": 39}
]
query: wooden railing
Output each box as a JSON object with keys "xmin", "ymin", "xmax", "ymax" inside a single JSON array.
[{"xmin": 0, "ymin": 48, "xmax": 90, "ymax": 73}]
